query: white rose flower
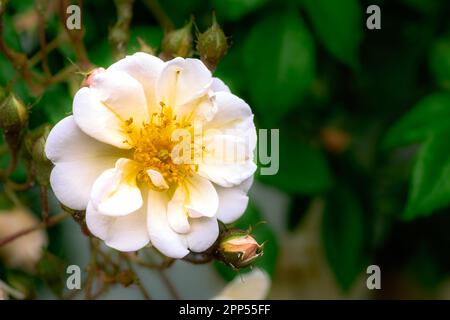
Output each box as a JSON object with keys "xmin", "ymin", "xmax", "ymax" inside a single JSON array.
[
  {"xmin": 0, "ymin": 207, "xmax": 48, "ymax": 272},
  {"xmin": 45, "ymin": 53, "xmax": 257, "ymax": 258},
  {"xmin": 213, "ymin": 268, "xmax": 270, "ymax": 300}
]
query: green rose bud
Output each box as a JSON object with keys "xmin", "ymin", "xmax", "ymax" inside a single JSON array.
[
  {"xmin": 196, "ymin": 13, "xmax": 228, "ymax": 71},
  {"xmin": 160, "ymin": 20, "xmax": 193, "ymax": 60},
  {"xmin": 30, "ymin": 130, "xmax": 53, "ymax": 187},
  {"xmin": 0, "ymin": 93, "xmax": 28, "ymax": 151}
]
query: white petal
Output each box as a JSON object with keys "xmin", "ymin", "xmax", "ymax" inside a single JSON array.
[
  {"xmin": 107, "ymin": 52, "xmax": 165, "ymax": 112},
  {"xmin": 45, "ymin": 116, "xmax": 119, "ymax": 210},
  {"xmin": 206, "ymin": 92, "xmax": 252, "ymax": 129},
  {"xmin": 73, "ymin": 87, "xmax": 131, "ymax": 149},
  {"xmin": 146, "ymin": 190, "xmax": 189, "ymax": 259},
  {"xmin": 86, "ymin": 201, "xmax": 149, "ymax": 252},
  {"xmin": 215, "ymin": 186, "xmax": 249, "ymax": 224},
  {"xmin": 213, "ymin": 268, "xmax": 270, "ymax": 300},
  {"xmin": 147, "ymin": 169, "xmax": 169, "ymax": 190},
  {"xmin": 91, "ymin": 70, "xmax": 149, "ymax": 125},
  {"xmin": 157, "ymin": 57, "xmax": 212, "ymax": 109},
  {"xmin": 198, "ymin": 132, "xmax": 257, "ymax": 187},
  {"xmin": 198, "ymin": 160, "xmax": 257, "ymax": 188},
  {"xmin": 90, "ymin": 158, "xmax": 143, "ymax": 216},
  {"xmin": 184, "ymin": 175, "xmax": 219, "ymax": 218},
  {"xmin": 211, "ymin": 78, "xmax": 230, "ymax": 93},
  {"xmin": 185, "ymin": 217, "xmax": 219, "ymax": 253},
  {"xmin": 167, "ymin": 186, "xmax": 190, "ymax": 233}
]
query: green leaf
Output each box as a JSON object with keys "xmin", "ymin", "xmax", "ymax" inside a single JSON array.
[
  {"xmin": 429, "ymin": 37, "xmax": 450, "ymax": 90},
  {"xmin": 214, "ymin": 202, "xmax": 278, "ymax": 281},
  {"xmin": 37, "ymin": 251, "xmax": 66, "ymax": 298},
  {"xmin": 382, "ymin": 93, "xmax": 450, "ymax": 149},
  {"xmin": 35, "ymin": 84, "xmax": 72, "ymax": 125},
  {"xmin": 301, "ymin": 0, "xmax": 362, "ymax": 68},
  {"xmin": 213, "ymin": 0, "xmax": 269, "ymax": 21},
  {"xmin": 89, "ymin": 38, "xmax": 114, "ymax": 67},
  {"xmin": 258, "ymin": 135, "xmax": 333, "ymax": 194},
  {"xmin": 322, "ymin": 184, "xmax": 366, "ymax": 292},
  {"xmin": 243, "ymin": 11, "xmax": 315, "ymax": 127},
  {"xmin": 404, "ymin": 130, "xmax": 450, "ymax": 220}
]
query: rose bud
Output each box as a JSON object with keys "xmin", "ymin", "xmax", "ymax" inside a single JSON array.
[
  {"xmin": 196, "ymin": 13, "xmax": 228, "ymax": 71},
  {"xmin": 82, "ymin": 67, "xmax": 106, "ymax": 87},
  {"xmin": 160, "ymin": 20, "xmax": 193, "ymax": 60},
  {"xmin": 216, "ymin": 229, "xmax": 263, "ymax": 269},
  {"xmin": 0, "ymin": 93, "xmax": 28, "ymax": 151},
  {"xmin": 30, "ymin": 130, "xmax": 53, "ymax": 187}
]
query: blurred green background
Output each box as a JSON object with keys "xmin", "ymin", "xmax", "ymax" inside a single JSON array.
[{"xmin": 1, "ymin": 0, "xmax": 450, "ymax": 299}]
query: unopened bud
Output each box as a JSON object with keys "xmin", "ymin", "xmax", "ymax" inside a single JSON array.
[
  {"xmin": 160, "ymin": 20, "xmax": 193, "ymax": 60},
  {"xmin": 0, "ymin": 94, "xmax": 28, "ymax": 150},
  {"xmin": 216, "ymin": 229, "xmax": 263, "ymax": 269},
  {"xmin": 82, "ymin": 67, "xmax": 106, "ymax": 88},
  {"xmin": 196, "ymin": 13, "xmax": 228, "ymax": 71},
  {"xmin": 31, "ymin": 132, "xmax": 52, "ymax": 187}
]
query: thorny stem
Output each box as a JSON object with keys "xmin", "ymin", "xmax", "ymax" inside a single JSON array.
[{"xmin": 0, "ymin": 211, "xmax": 69, "ymax": 247}]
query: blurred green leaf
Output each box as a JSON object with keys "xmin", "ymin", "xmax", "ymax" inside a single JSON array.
[
  {"xmin": 214, "ymin": 202, "xmax": 278, "ymax": 281},
  {"xmin": 383, "ymin": 93, "xmax": 450, "ymax": 149},
  {"xmin": 213, "ymin": 0, "xmax": 268, "ymax": 21},
  {"xmin": 243, "ymin": 10, "xmax": 315, "ymax": 127},
  {"xmin": 404, "ymin": 129, "xmax": 450, "ymax": 220},
  {"xmin": 89, "ymin": 38, "xmax": 114, "ymax": 67},
  {"xmin": 259, "ymin": 136, "xmax": 333, "ymax": 194},
  {"xmin": 300, "ymin": 0, "xmax": 362, "ymax": 68},
  {"xmin": 401, "ymin": 0, "xmax": 442, "ymax": 14},
  {"xmin": 0, "ymin": 191, "xmax": 14, "ymax": 211},
  {"xmin": 37, "ymin": 251, "xmax": 66, "ymax": 298},
  {"xmin": 35, "ymin": 84, "xmax": 72, "ymax": 125},
  {"xmin": 429, "ymin": 37, "xmax": 450, "ymax": 90},
  {"xmin": 3, "ymin": 14, "xmax": 21, "ymax": 51},
  {"xmin": 322, "ymin": 184, "xmax": 366, "ymax": 292},
  {"xmin": 214, "ymin": 43, "xmax": 246, "ymax": 94}
]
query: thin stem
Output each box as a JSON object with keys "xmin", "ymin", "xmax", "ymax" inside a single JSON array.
[
  {"xmin": 158, "ymin": 270, "xmax": 180, "ymax": 300},
  {"xmin": 59, "ymin": 0, "xmax": 90, "ymax": 69},
  {"xmin": 29, "ymin": 34, "xmax": 66, "ymax": 68},
  {"xmin": 36, "ymin": 0, "xmax": 51, "ymax": 78},
  {"xmin": 40, "ymin": 186, "xmax": 49, "ymax": 223},
  {"xmin": 124, "ymin": 258, "xmax": 152, "ymax": 300},
  {"xmin": 109, "ymin": 0, "xmax": 134, "ymax": 60},
  {"xmin": 142, "ymin": 0, "xmax": 174, "ymax": 32},
  {"xmin": 0, "ymin": 211, "xmax": 69, "ymax": 247}
]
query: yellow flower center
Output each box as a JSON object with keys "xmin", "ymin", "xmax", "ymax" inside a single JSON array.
[{"xmin": 124, "ymin": 104, "xmax": 198, "ymax": 188}]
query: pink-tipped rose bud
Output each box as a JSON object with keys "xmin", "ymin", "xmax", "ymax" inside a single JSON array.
[
  {"xmin": 216, "ymin": 229, "xmax": 263, "ymax": 269},
  {"xmin": 82, "ymin": 67, "xmax": 106, "ymax": 87}
]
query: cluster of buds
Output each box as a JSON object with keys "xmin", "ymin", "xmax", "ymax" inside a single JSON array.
[
  {"xmin": 159, "ymin": 13, "xmax": 228, "ymax": 71},
  {"xmin": 215, "ymin": 228, "xmax": 264, "ymax": 269}
]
